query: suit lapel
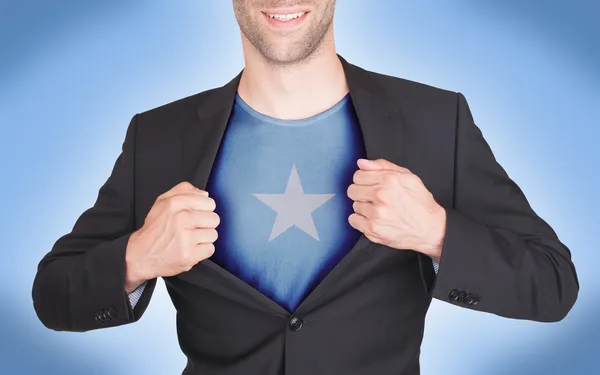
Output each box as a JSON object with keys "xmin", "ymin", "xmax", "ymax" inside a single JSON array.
[{"xmin": 180, "ymin": 55, "xmax": 407, "ymax": 315}]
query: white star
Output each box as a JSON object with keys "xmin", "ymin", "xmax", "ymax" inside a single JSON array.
[{"xmin": 253, "ymin": 164, "xmax": 335, "ymax": 241}]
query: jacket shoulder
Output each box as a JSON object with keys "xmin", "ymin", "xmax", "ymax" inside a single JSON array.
[
  {"xmin": 135, "ymin": 87, "xmax": 218, "ymax": 125},
  {"xmin": 359, "ymin": 66, "xmax": 459, "ymax": 108}
]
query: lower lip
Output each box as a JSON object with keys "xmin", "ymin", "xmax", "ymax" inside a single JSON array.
[{"xmin": 262, "ymin": 11, "xmax": 309, "ymax": 28}]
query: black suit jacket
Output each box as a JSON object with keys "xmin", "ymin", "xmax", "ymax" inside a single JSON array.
[{"xmin": 32, "ymin": 55, "xmax": 579, "ymax": 375}]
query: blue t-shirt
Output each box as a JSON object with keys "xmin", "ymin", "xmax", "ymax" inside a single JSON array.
[{"xmin": 205, "ymin": 92, "xmax": 367, "ymax": 312}]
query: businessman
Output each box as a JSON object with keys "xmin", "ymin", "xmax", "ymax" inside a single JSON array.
[{"xmin": 32, "ymin": 1, "xmax": 579, "ymax": 374}]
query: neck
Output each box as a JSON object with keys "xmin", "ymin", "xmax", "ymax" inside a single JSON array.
[{"xmin": 237, "ymin": 34, "xmax": 348, "ymax": 120}]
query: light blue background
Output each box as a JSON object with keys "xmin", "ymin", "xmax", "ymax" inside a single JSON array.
[{"xmin": 1, "ymin": 1, "xmax": 598, "ymax": 374}]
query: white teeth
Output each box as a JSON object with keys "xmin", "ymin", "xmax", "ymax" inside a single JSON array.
[{"xmin": 267, "ymin": 12, "xmax": 306, "ymax": 21}]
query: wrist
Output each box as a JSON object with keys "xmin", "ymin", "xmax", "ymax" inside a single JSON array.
[
  {"xmin": 420, "ymin": 206, "xmax": 446, "ymax": 261},
  {"xmin": 125, "ymin": 231, "xmax": 151, "ymax": 293}
]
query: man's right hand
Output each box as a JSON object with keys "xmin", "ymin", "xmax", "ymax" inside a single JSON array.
[{"xmin": 124, "ymin": 181, "xmax": 220, "ymax": 293}]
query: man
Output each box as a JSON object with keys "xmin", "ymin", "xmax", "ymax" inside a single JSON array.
[{"xmin": 32, "ymin": 1, "xmax": 579, "ymax": 374}]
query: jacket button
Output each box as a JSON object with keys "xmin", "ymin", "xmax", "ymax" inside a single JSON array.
[
  {"xmin": 288, "ymin": 316, "xmax": 303, "ymax": 332},
  {"xmin": 464, "ymin": 294, "xmax": 474, "ymax": 305},
  {"xmin": 448, "ymin": 289, "xmax": 459, "ymax": 301},
  {"xmin": 107, "ymin": 307, "xmax": 116, "ymax": 319},
  {"xmin": 457, "ymin": 292, "xmax": 467, "ymax": 303}
]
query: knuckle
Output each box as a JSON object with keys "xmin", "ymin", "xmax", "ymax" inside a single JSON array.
[
  {"xmin": 166, "ymin": 196, "xmax": 180, "ymax": 211},
  {"xmin": 382, "ymin": 172, "xmax": 396, "ymax": 185},
  {"xmin": 407, "ymin": 173, "xmax": 421, "ymax": 185},
  {"xmin": 372, "ymin": 204, "xmax": 386, "ymax": 219},
  {"xmin": 370, "ymin": 223, "xmax": 382, "ymax": 237},
  {"xmin": 366, "ymin": 221, "xmax": 377, "ymax": 235},
  {"xmin": 373, "ymin": 187, "xmax": 388, "ymax": 203},
  {"xmin": 174, "ymin": 209, "xmax": 191, "ymax": 227}
]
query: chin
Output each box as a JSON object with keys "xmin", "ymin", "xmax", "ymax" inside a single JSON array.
[
  {"xmin": 262, "ymin": 42, "xmax": 314, "ymax": 64},
  {"xmin": 263, "ymin": 50, "xmax": 309, "ymax": 64}
]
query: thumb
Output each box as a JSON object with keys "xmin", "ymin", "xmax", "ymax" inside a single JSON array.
[{"xmin": 357, "ymin": 158, "xmax": 403, "ymax": 171}]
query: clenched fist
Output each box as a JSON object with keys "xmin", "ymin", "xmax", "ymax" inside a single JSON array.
[{"xmin": 124, "ymin": 181, "xmax": 220, "ymax": 293}]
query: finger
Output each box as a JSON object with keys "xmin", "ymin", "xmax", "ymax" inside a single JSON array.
[
  {"xmin": 165, "ymin": 181, "xmax": 200, "ymax": 197},
  {"xmin": 348, "ymin": 212, "xmax": 369, "ymax": 232},
  {"xmin": 192, "ymin": 242, "xmax": 216, "ymax": 261},
  {"xmin": 352, "ymin": 169, "xmax": 389, "ymax": 185},
  {"xmin": 176, "ymin": 209, "xmax": 220, "ymax": 229},
  {"xmin": 167, "ymin": 194, "xmax": 217, "ymax": 212},
  {"xmin": 189, "ymin": 227, "xmax": 219, "ymax": 244},
  {"xmin": 357, "ymin": 158, "xmax": 410, "ymax": 173},
  {"xmin": 347, "ymin": 183, "xmax": 376, "ymax": 203},
  {"xmin": 159, "ymin": 181, "xmax": 209, "ymax": 201},
  {"xmin": 352, "ymin": 201, "xmax": 375, "ymax": 219}
]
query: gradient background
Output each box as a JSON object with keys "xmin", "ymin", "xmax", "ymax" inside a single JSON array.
[{"xmin": 1, "ymin": 1, "xmax": 598, "ymax": 374}]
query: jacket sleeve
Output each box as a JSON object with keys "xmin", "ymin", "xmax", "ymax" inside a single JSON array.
[
  {"xmin": 32, "ymin": 114, "xmax": 157, "ymax": 332},
  {"xmin": 429, "ymin": 92, "xmax": 579, "ymax": 322}
]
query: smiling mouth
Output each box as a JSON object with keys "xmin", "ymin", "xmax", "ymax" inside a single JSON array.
[
  {"xmin": 261, "ymin": 10, "xmax": 310, "ymax": 28},
  {"xmin": 264, "ymin": 11, "xmax": 307, "ymax": 21}
]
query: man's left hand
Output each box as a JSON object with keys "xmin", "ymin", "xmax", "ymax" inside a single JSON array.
[{"xmin": 347, "ymin": 158, "xmax": 446, "ymax": 262}]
